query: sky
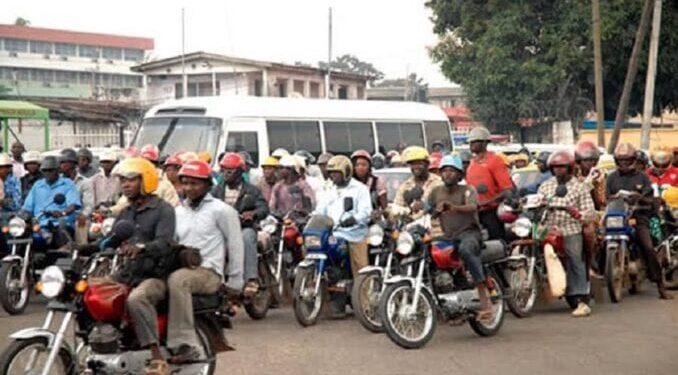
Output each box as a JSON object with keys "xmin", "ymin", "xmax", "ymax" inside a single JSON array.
[{"xmin": 3, "ymin": 0, "xmax": 454, "ymax": 87}]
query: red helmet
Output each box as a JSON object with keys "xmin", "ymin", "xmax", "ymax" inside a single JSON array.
[
  {"xmin": 140, "ymin": 144, "xmax": 160, "ymax": 162},
  {"xmin": 574, "ymin": 140, "xmax": 599, "ymax": 161},
  {"xmin": 164, "ymin": 154, "xmax": 183, "ymax": 167},
  {"xmin": 123, "ymin": 146, "xmax": 140, "ymax": 159},
  {"xmin": 178, "ymin": 160, "xmax": 212, "ymax": 180},
  {"xmin": 350, "ymin": 150, "xmax": 372, "ymax": 163},
  {"xmin": 547, "ymin": 150, "xmax": 575, "ymax": 168},
  {"xmin": 428, "ymin": 152, "xmax": 443, "ymax": 170},
  {"xmin": 219, "ymin": 152, "xmax": 245, "ymax": 169}
]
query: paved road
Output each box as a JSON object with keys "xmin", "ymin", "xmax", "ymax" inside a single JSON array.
[{"xmin": 1, "ymin": 288, "xmax": 677, "ymax": 375}]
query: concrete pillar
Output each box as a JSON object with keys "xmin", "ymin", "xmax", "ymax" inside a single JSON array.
[
  {"xmin": 304, "ymin": 80, "xmax": 310, "ymax": 98},
  {"xmin": 286, "ymin": 78, "xmax": 293, "ymax": 98},
  {"xmin": 262, "ymin": 69, "xmax": 269, "ymax": 96}
]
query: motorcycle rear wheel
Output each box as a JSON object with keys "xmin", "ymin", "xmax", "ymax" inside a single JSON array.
[
  {"xmin": 244, "ymin": 259, "xmax": 273, "ymax": 320},
  {"xmin": 0, "ymin": 262, "xmax": 31, "ymax": 315},
  {"xmin": 505, "ymin": 262, "xmax": 538, "ymax": 318},
  {"xmin": 293, "ymin": 267, "xmax": 325, "ymax": 327},
  {"xmin": 469, "ymin": 276, "xmax": 505, "ymax": 337},
  {"xmin": 351, "ymin": 271, "xmax": 384, "ymax": 333},
  {"xmin": 606, "ymin": 246, "xmax": 625, "ymax": 303},
  {"xmin": 379, "ymin": 281, "xmax": 437, "ymax": 349},
  {"xmin": 0, "ymin": 337, "xmax": 75, "ymax": 375}
]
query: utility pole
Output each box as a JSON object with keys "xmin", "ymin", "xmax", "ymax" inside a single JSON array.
[
  {"xmin": 640, "ymin": 0, "xmax": 663, "ymax": 150},
  {"xmin": 181, "ymin": 8, "xmax": 188, "ymax": 99},
  {"xmin": 591, "ymin": 0, "xmax": 605, "ymax": 148},
  {"xmin": 608, "ymin": 0, "xmax": 653, "ymax": 153},
  {"xmin": 325, "ymin": 7, "xmax": 332, "ymax": 99}
]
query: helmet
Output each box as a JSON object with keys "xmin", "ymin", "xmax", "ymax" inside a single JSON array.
[
  {"xmin": 164, "ymin": 154, "xmax": 183, "ymax": 167},
  {"xmin": 402, "ymin": 146, "xmax": 429, "ymax": 163},
  {"xmin": 536, "ymin": 151, "xmax": 552, "ymax": 164},
  {"xmin": 294, "ymin": 155, "xmax": 307, "ymax": 172},
  {"xmin": 598, "ymin": 154, "xmax": 615, "ymax": 170},
  {"xmin": 178, "ymin": 160, "xmax": 212, "ymax": 181},
  {"xmin": 390, "ymin": 154, "xmax": 404, "ymax": 165},
  {"xmin": 429, "ymin": 152, "xmax": 443, "ymax": 170},
  {"xmin": 122, "ymin": 146, "xmax": 139, "ymax": 159},
  {"xmin": 220, "ymin": 152, "xmax": 245, "ymax": 169},
  {"xmin": 279, "ymin": 155, "xmax": 300, "ymax": 174},
  {"xmin": 351, "ymin": 150, "xmax": 372, "ymax": 164},
  {"xmin": 574, "ymin": 140, "xmax": 600, "ymax": 161},
  {"xmin": 635, "ymin": 150, "xmax": 649, "ymax": 166},
  {"xmin": 261, "ymin": 156, "xmax": 279, "ymax": 168},
  {"xmin": 271, "ymin": 148, "xmax": 289, "ymax": 159},
  {"xmin": 23, "ymin": 151, "xmax": 42, "ymax": 164},
  {"xmin": 140, "ymin": 144, "xmax": 160, "ymax": 162},
  {"xmin": 294, "ymin": 150, "xmax": 316, "ymax": 165},
  {"xmin": 238, "ymin": 151, "xmax": 255, "ymax": 168},
  {"xmin": 509, "ymin": 153, "xmax": 529, "ymax": 164},
  {"xmin": 386, "ymin": 150, "xmax": 400, "ymax": 159},
  {"xmin": 59, "ymin": 148, "xmax": 78, "ymax": 163},
  {"xmin": 198, "ymin": 151, "xmax": 212, "ymax": 164},
  {"xmin": 78, "ymin": 148, "xmax": 93, "ymax": 161},
  {"xmin": 458, "ymin": 149, "xmax": 472, "ymax": 163},
  {"xmin": 114, "ymin": 157, "xmax": 159, "ymax": 194},
  {"xmin": 468, "ymin": 126, "xmax": 491, "ymax": 143},
  {"xmin": 326, "ymin": 155, "xmax": 353, "ymax": 180},
  {"xmin": 614, "ymin": 142, "xmax": 636, "ymax": 159},
  {"xmin": 0, "ymin": 153, "xmax": 12, "ymax": 167},
  {"xmin": 440, "ymin": 154, "xmax": 463, "ymax": 172},
  {"xmin": 40, "ymin": 156, "xmax": 59, "ymax": 171},
  {"xmin": 651, "ymin": 150, "xmax": 672, "ymax": 167},
  {"xmin": 662, "ymin": 186, "xmax": 678, "ymax": 209},
  {"xmin": 372, "ymin": 153, "xmax": 386, "ymax": 169},
  {"xmin": 178, "ymin": 152, "xmax": 198, "ymax": 163},
  {"xmin": 99, "ymin": 151, "xmax": 118, "ymax": 162},
  {"xmin": 547, "ymin": 150, "xmax": 575, "ymax": 168},
  {"xmin": 317, "ymin": 153, "xmax": 334, "ymax": 165}
]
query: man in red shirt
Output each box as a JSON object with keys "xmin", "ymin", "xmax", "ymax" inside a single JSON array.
[
  {"xmin": 465, "ymin": 126, "xmax": 515, "ymax": 239},
  {"xmin": 648, "ymin": 150, "xmax": 678, "ymax": 187}
]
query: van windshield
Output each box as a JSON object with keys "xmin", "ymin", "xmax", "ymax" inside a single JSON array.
[{"xmin": 133, "ymin": 117, "xmax": 222, "ymax": 157}]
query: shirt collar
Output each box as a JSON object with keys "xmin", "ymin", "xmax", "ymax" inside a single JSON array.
[
  {"xmin": 133, "ymin": 195, "xmax": 161, "ymax": 212},
  {"xmin": 183, "ymin": 193, "xmax": 215, "ymax": 210}
]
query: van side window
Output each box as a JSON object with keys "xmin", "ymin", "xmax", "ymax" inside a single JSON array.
[
  {"xmin": 376, "ymin": 122, "xmax": 424, "ymax": 153},
  {"xmin": 225, "ymin": 131, "xmax": 259, "ymax": 165},
  {"xmin": 423, "ymin": 121, "xmax": 452, "ymax": 151},
  {"xmin": 324, "ymin": 121, "xmax": 374, "ymax": 156},
  {"xmin": 266, "ymin": 120, "xmax": 321, "ymax": 156}
]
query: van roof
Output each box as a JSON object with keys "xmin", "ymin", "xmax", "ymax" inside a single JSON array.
[{"xmin": 146, "ymin": 96, "xmax": 449, "ymax": 123}]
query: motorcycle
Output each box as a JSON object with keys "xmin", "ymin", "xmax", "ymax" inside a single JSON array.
[
  {"xmin": 652, "ymin": 184, "xmax": 678, "ymax": 289},
  {"xmin": 0, "ymin": 220, "xmax": 231, "ymax": 375}
]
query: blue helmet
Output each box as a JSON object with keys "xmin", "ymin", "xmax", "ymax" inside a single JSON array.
[{"xmin": 440, "ymin": 154, "xmax": 464, "ymax": 172}]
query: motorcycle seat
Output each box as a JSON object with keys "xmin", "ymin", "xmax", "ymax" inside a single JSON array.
[
  {"xmin": 192, "ymin": 294, "xmax": 222, "ymax": 312},
  {"xmin": 481, "ymin": 240, "xmax": 506, "ymax": 263}
]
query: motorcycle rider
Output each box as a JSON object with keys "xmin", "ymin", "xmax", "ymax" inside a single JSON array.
[
  {"xmin": 465, "ymin": 127, "xmax": 514, "ymax": 239},
  {"xmin": 60, "ymin": 148, "xmax": 94, "ymax": 243},
  {"xmin": 606, "ymin": 143, "xmax": 673, "ymax": 299},
  {"xmin": 20, "ymin": 151, "xmax": 43, "ymax": 200},
  {"xmin": 10, "ymin": 142, "xmax": 26, "ymax": 178},
  {"xmin": 351, "ymin": 150, "xmax": 388, "ymax": 215},
  {"xmin": 635, "ymin": 151, "xmax": 650, "ymax": 173},
  {"xmin": 0, "ymin": 154, "xmax": 22, "ymax": 213},
  {"xmin": 269, "ymin": 154, "xmax": 315, "ymax": 215},
  {"xmin": 213, "ymin": 152, "xmax": 269, "ymax": 296},
  {"xmin": 168, "ymin": 159, "xmax": 243, "ymax": 364},
  {"xmin": 313, "ymin": 155, "xmax": 372, "ymax": 316},
  {"xmin": 393, "ymin": 146, "xmax": 443, "ymax": 216},
  {"xmin": 458, "ymin": 149, "xmax": 472, "ymax": 174},
  {"xmin": 77, "ymin": 148, "xmax": 98, "ymax": 178},
  {"xmin": 162, "ymin": 154, "xmax": 184, "ymax": 197},
  {"xmin": 258, "ymin": 156, "xmax": 279, "ymax": 202},
  {"xmin": 317, "ymin": 153, "xmax": 334, "ymax": 181},
  {"xmin": 428, "ymin": 152, "xmax": 443, "ymax": 176},
  {"xmin": 427, "ymin": 154, "xmax": 493, "ymax": 322},
  {"xmin": 539, "ymin": 150, "xmax": 596, "ymax": 317},
  {"xmin": 90, "ymin": 151, "xmax": 121, "ymax": 208},
  {"xmin": 112, "ymin": 157, "xmax": 177, "ymax": 374},
  {"xmin": 509, "ymin": 153, "xmax": 529, "ymax": 170},
  {"xmin": 271, "ymin": 148, "xmax": 289, "ymax": 161},
  {"xmin": 648, "ymin": 149, "xmax": 678, "ymax": 187}
]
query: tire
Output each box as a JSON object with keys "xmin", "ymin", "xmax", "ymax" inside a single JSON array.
[
  {"xmin": 505, "ymin": 261, "xmax": 538, "ymax": 318},
  {"xmin": 195, "ymin": 321, "xmax": 217, "ymax": 375},
  {"xmin": 293, "ymin": 266, "xmax": 325, "ymax": 327},
  {"xmin": 244, "ymin": 259, "xmax": 272, "ymax": 320},
  {"xmin": 264, "ymin": 254, "xmax": 282, "ymax": 306},
  {"xmin": 351, "ymin": 271, "xmax": 385, "ymax": 333},
  {"xmin": 469, "ymin": 276, "xmax": 505, "ymax": 337},
  {"xmin": 606, "ymin": 245, "xmax": 625, "ymax": 303},
  {"xmin": 0, "ymin": 262, "xmax": 31, "ymax": 315},
  {"xmin": 0, "ymin": 337, "xmax": 75, "ymax": 375},
  {"xmin": 379, "ymin": 281, "xmax": 437, "ymax": 349}
]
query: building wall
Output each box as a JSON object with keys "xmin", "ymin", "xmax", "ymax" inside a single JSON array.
[{"xmin": 579, "ymin": 128, "xmax": 678, "ymax": 150}]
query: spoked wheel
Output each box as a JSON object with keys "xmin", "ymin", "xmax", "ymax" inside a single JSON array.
[
  {"xmin": 244, "ymin": 259, "xmax": 273, "ymax": 320},
  {"xmin": 351, "ymin": 271, "xmax": 385, "ymax": 333},
  {"xmin": 293, "ymin": 266, "xmax": 325, "ymax": 327},
  {"xmin": 469, "ymin": 276, "xmax": 505, "ymax": 337},
  {"xmin": 379, "ymin": 281, "xmax": 437, "ymax": 349},
  {"xmin": 505, "ymin": 263, "xmax": 538, "ymax": 318},
  {"xmin": 0, "ymin": 338, "xmax": 75, "ymax": 375},
  {"xmin": 606, "ymin": 246, "xmax": 626, "ymax": 303},
  {"xmin": 0, "ymin": 263, "xmax": 31, "ymax": 315}
]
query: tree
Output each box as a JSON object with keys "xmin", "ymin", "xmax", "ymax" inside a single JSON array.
[
  {"xmin": 427, "ymin": 0, "xmax": 678, "ymax": 134},
  {"xmin": 318, "ymin": 54, "xmax": 384, "ymax": 83},
  {"xmin": 14, "ymin": 17, "xmax": 30, "ymax": 26}
]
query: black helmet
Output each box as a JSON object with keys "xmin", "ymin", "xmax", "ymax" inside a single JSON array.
[
  {"xmin": 372, "ymin": 153, "xmax": 386, "ymax": 170},
  {"xmin": 77, "ymin": 147, "xmax": 93, "ymax": 161},
  {"xmin": 40, "ymin": 156, "xmax": 59, "ymax": 171},
  {"xmin": 238, "ymin": 151, "xmax": 255, "ymax": 167},
  {"xmin": 294, "ymin": 150, "xmax": 316, "ymax": 165},
  {"xmin": 537, "ymin": 151, "xmax": 551, "ymax": 164},
  {"xmin": 635, "ymin": 150, "xmax": 649, "ymax": 166},
  {"xmin": 59, "ymin": 148, "xmax": 78, "ymax": 163}
]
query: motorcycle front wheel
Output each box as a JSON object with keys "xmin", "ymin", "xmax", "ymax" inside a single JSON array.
[
  {"xmin": 0, "ymin": 262, "xmax": 31, "ymax": 315},
  {"xmin": 244, "ymin": 258, "xmax": 273, "ymax": 320},
  {"xmin": 293, "ymin": 266, "xmax": 325, "ymax": 327},
  {"xmin": 606, "ymin": 245, "xmax": 626, "ymax": 303},
  {"xmin": 351, "ymin": 271, "xmax": 384, "ymax": 333},
  {"xmin": 505, "ymin": 259, "xmax": 538, "ymax": 318},
  {"xmin": 469, "ymin": 275, "xmax": 506, "ymax": 337},
  {"xmin": 0, "ymin": 337, "xmax": 75, "ymax": 375},
  {"xmin": 379, "ymin": 281, "xmax": 437, "ymax": 349}
]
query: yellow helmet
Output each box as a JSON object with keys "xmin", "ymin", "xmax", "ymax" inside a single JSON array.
[
  {"xmin": 326, "ymin": 155, "xmax": 353, "ymax": 180},
  {"xmin": 508, "ymin": 153, "xmax": 529, "ymax": 164},
  {"xmin": 262, "ymin": 156, "xmax": 279, "ymax": 168},
  {"xmin": 663, "ymin": 186, "xmax": 678, "ymax": 209},
  {"xmin": 402, "ymin": 146, "xmax": 429, "ymax": 163},
  {"xmin": 114, "ymin": 157, "xmax": 159, "ymax": 195},
  {"xmin": 198, "ymin": 151, "xmax": 212, "ymax": 164}
]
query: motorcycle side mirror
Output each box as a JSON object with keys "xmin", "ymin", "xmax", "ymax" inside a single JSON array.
[
  {"xmin": 476, "ymin": 184, "xmax": 489, "ymax": 194},
  {"xmin": 53, "ymin": 193, "xmax": 66, "ymax": 205},
  {"xmin": 343, "ymin": 197, "xmax": 354, "ymax": 212},
  {"xmin": 555, "ymin": 184, "xmax": 568, "ymax": 198}
]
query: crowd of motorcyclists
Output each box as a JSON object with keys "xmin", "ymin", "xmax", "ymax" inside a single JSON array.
[{"xmin": 0, "ymin": 125, "xmax": 677, "ymax": 372}]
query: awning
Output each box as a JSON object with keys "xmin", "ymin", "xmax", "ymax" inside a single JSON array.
[{"xmin": 0, "ymin": 100, "xmax": 50, "ymax": 120}]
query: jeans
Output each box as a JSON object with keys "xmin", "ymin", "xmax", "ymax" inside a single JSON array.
[
  {"xmin": 455, "ymin": 230, "xmax": 484, "ymax": 284},
  {"xmin": 564, "ymin": 234, "xmax": 589, "ymax": 297},
  {"xmin": 242, "ymin": 227, "xmax": 259, "ymax": 282}
]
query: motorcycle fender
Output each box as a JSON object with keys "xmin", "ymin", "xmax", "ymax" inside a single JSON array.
[
  {"xmin": 358, "ymin": 266, "xmax": 383, "ymax": 276},
  {"xmin": 383, "ymin": 275, "xmax": 416, "ymax": 287},
  {"xmin": 10, "ymin": 328, "xmax": 75, "ymax": 355},
  {"xmin": 1, "ymin": 255, "xmax": 22, "ymax": 264},
  {"xmin": 297, "ymin": 259, "xmax": 316, "ymax": 269}
]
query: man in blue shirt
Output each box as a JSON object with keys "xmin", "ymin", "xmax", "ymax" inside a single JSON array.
[{"xmin": 0, "ymin": 154, "xmax": 22, "ymax": 213}]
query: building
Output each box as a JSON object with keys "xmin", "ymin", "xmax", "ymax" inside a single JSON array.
[
  {"xmin": 131, "ymin": 51, "xmax": 369, "ymax": 106},
  {"xmin": 0, "ymin": 24, "xmax": 153, "ymax": 101}
]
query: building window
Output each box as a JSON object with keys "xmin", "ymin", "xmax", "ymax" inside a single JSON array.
[
  {"xmin": 338, "ymin": 85, "xmax": 348, "ymax": 99},
  {"xmin": 30, "ymin": 41, "xmax": 52, "ymax": 54},
  {"xmin": 175, "ymin": 82, "xmax": 220, "ymax": 99},
  {"xmin": 12, "ymin": 68, "xmax": 29, "ymax": 81},
  {"xmin": 111, "ymin": 74, "xmax": 124, "ymax": 87},
  {"xmin": 225, "ymin": 131, "xmax": 259, "ymax": 165},
  {"xmin": 55, "ymin": 70, "xmax": 78, "ymax": 84},
  {"xmin": 79, "ymin": 72, "xmax": 93, "ymax": 85},
  {"xmin": 55, "ymin": 43, "xmax": 77, "ymax": 56},
  {"xmin": 79, "ymin": 45, "xmax": 99, "ymax": 58},
  {"xmin": 124, "ymin": 75, "xmax": 143, "ymax": 88},
  {"xmin": 324, "ymin": 121, "xmax": 375, "ymax": 156},
  {"xmin": 102, "ymin": 47, "xmax": 122, "ymax": 60},
  {"xmin": 254, "ymin": 80, "xmax": 263, "ymax": 97},
  {"xmin": 124, "ymin": 48, "xmax": 144, "ymax": 62},
  {"xmin": 276, "ymin": 79, "xmax": 287, "ymax": 97},
  {"xmin": 357, "ymin": 85, "xmax": 364, "ymax": 99},
  {"xmin": 266, "ymin": 120, "xmax": 321, "ymax": 157},
  {"xmin": 293, "ymin": 80, "xmax": 305, "ymax": 96},
  {"xmin": 310, "ymin": 82, "xmax": 320, "ymax": 98},
  {"xmin": 376, "ymin": 122, "xmax": 424, "ymax": 153},
  {"xmin": 4, "ymin": 38, "xmax": 28, "ymax": 52},
  {"xmin": 32, "ymin": 69, "xmax": 54, "ymax": 83}
]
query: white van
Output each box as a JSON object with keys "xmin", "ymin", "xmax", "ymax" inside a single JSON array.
[{"xmin": 131, "ymin": 96, "xmax": 452, "ymax": 166}]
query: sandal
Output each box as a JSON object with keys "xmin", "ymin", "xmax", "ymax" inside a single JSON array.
[
  {"xmin": 243, "ymin": 280, "xmax": 259, "ymax": 298},
  {"xmin": 145, "ymin": 359, "xmax": 170, "ymax": 375},
  {"xmin": 475, "ymin": 310, "xmax": 493, "ymax": 324}
]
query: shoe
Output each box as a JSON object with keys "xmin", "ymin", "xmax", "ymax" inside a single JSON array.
[
  {"xmin": 571, "ymin": 302, "xmax": 591, "ymax": 317},
  {"xmin": 169, "ymin": 344, "xmax": 201, "ymax": 364}
]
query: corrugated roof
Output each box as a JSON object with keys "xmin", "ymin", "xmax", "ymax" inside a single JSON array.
[{"xmin": 0, "ymin": 24, "xmax": 154, "ymax": 50}]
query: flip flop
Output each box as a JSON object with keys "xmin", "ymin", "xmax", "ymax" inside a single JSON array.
[{"xmin": 145, "ymin": 359, "xmax": 169, "ymax": 375}]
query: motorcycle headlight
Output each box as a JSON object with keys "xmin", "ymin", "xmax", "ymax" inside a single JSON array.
[
  {"xmin": 367, "ymin": 224, "xmax": 384, "ymax": 247},
  {"xmin": 605, "ymin": 216, "xmax": 625, "ymax": 229},
  {"xmin": 397, "ymin": 232, "xmax": 414, "ymax": 255},
  {"xmin": 40, "ymin": 266, "xmax": 65, "ymax": 299},
  {"xmin": 101, "ymin": 218, "xmax": 116, "ymax": 236},
  {"xmin": 260, "ymin": 216, "xmax": 278, "ymax": 234},
  {"xmin": 304, "ymin": 236, "xmax": 322, "ymax": 249},
  {"xmin": 8, "ymin": 217, "xmax": 26, "ymax": 237},
  {"xmin": 512, "ymin": 217, "xmax": 532, "ymax": 238}
]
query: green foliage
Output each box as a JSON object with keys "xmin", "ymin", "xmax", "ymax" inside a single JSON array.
[
  {"xmin": 14, "ymin": 17, "xmax": 30, "ymax": 26},
  {"xmin": 427, "ymin": 0, "xmax": 678, "ymax": 132},
  {"xmin": 319, "ymin": 54, "xmax": 385, "ymax": 83}
]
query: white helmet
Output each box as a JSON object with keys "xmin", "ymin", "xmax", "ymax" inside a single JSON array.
[
  {"xmin": 279, "ymin": 155, "xmax": 300, "ymax": 174},
  {"xmin": 272, "ymin": 148, "xmax": 290, "ymax": 159},
  {"xmin": 0, "ymin": 153, "xmax": 13, "ymax": 167},
  {"xmin": 23, "ymin": 150, "xmax": 42, "ymax": 164},
  {"xmin": 100, "ymin": 151, "xmax": 118, "ymax": 162},
  {"xmin": 294, "ymin": 155, "xmax": 307, "ymax": 172}
]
